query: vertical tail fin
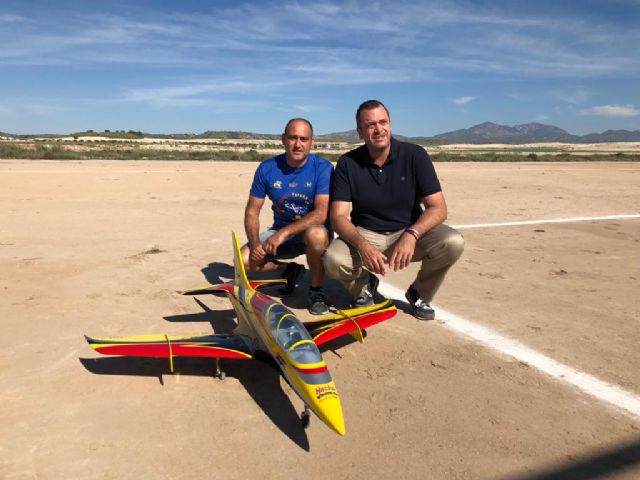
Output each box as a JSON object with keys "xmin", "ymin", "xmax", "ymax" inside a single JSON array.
[{"xmin": 231, "ymin": 231, "xmax": 253, "ymax": 292}]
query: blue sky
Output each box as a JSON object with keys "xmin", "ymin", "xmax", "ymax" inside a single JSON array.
[{"xmin": 1, "ymin": 0, "xmax": 639, "ymax": 136}]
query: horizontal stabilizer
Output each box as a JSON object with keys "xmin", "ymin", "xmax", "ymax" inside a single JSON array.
[
  {"xmin": 178, "ymin": 283, "xmax": 234, "ymax": 295},
  {"xmin": 178, "ymin": 279, "xmax": 285, "ymax": 296},
  {"xmin": 249, "ymin": 278, "xmax": 286, "ymax": 289}
]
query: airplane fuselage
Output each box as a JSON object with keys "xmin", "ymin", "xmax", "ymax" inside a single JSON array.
[{"xmin": 232, "ymin": 284, "xmax": 345, "ymax": 435}]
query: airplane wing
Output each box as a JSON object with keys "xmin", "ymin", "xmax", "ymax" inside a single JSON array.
[
  {"xmin": 178, "ymin": 279, "xmax": 285, "ymax": 296},
  {"xmin": 85, "ymin": 333, "xmax": 252, "ymax": 360},
  {"xmin": 303, "ymin": 300, "xmax": 397, "ymax": 346}
]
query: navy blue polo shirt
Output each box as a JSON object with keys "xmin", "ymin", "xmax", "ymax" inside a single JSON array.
[{"xmin": 331, "ymin": 137, "xmax": 441, "ymax": 232}]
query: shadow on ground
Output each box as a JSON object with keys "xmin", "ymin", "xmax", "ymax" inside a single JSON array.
[
  {"xmin": 79, "ymin": 355, "xmax": 312, "ymax": 451},
  {"xmin": 164, "ymin": 297, "xmax": 237, "ymax": 333},
  {"xmin": 199, "ymin": 261, "xmax": 356, "ymax": 310},
  {"xmin": 502, "ymin": 436, "xmax": 640, "ymax": 480}
]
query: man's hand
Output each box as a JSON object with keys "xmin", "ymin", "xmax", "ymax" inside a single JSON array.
[
  {"xmin": 358, "ymin": 242, "xmax": 388, "ymax": 275},
  {"xmin": 262, "ymin": 230, "xmax": 287, "ymax": 257},
  {"xmin": 249, "ymin": 244, "xmax": 267, "ymax": 270},
  {"xmin": 388, "ymin": 233, "xmax": 416, "ymax": 272}
]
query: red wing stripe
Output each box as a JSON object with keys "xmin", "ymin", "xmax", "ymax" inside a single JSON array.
[{"xmin": 92, "ymin": 343, "xmax": 251, "ymax": 359}]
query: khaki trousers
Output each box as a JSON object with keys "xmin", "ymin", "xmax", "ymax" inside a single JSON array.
[{"xmin": 323, "ymin": 224, "xmax": 464, "ymax": 303}]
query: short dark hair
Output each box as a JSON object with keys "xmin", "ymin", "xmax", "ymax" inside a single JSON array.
[
  {"xmin": 356, "ymin": 100, "xmax": 390, "ymax": 127},
  {"xmin": 283, "ymin": 118, "xmax": 314, "ymax": 135}
]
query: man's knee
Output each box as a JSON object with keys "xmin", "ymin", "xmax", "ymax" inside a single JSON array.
[
  {"xmin": 240, "ymin": 244, "xmax": 250, "ymax": 266},
  {"xmin": 304, "ymin": 225, "xmax": 329, "ymax": 252},
  {"xmin": 321, "ymin": 245, "xmax": 342, "ymax": 279},
  {"xmin": 442, "ymin": 230, "xmax": 465, "ymax": 264}
]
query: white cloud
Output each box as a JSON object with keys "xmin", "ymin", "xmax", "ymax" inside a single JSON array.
[
  {"xmin": 0, "ymin": 14, "xmax": 25, "ymax": 23},
  {"xmin": 2, "ymin": 1, "xmax": 639, "ymax": 80},
  {"xmin": 24, "ymin": 103, "xmax": 62, "ymax": 116},
  {"xmin": 554, "ymin": 88, "xmax": 591, "ymax": 105},
  {"xmin": 579, "ymin": 104, "xmax": 640, "ymax": 118},
  {"xmin": 293, "ymin": 104, "xmax": 327, "ymax": 113},
  {"xmin": 124, "ymin": 81, "xmax": 272, "ymax": 101},
  {"xmin": 453, "ymin": 96, "xmax": 476, "ymax": 105}
]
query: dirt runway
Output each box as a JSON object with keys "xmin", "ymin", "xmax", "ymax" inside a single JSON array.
[{"xmin": 1, "ymin": 160, "xmax": 639, "ymax": 479}]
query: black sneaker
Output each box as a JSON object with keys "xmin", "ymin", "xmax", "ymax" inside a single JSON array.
[
  {"xmin": 279, "ymin": 262, "xmax": 305, "ymax": 295},
  {"xmin": 404, "ymin": 285, "xmax": 435, "ymax": 320},
  {"xmin": 353, "ymin": 273, "xmax": 380, "ymax": 307},
  {"xmin": 308, "ymin": 288, "xmax": 330, "ymax": 315}
]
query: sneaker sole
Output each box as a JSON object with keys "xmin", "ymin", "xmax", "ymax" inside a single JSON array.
[
  {"xmin": 308, "ymin": 305, "xmax": 330, "ymax": 315},
  {"xmin": 352, "ymin": 299, "xmax": 375, "ymax": 308}
]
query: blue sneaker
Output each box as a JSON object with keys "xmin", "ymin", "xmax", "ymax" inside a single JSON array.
[
  {"xmin": 308, "ymin": 288, "xmax": 330, "ymax": 315},
  {"xmin": 405, "ymin": 285, "xmax": 435, "ymax": 320}
]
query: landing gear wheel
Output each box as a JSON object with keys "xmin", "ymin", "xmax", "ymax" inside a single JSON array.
[
  {"xmin": 215, "ymin": 358, "xmax": 226, "ymax": 380},
  {"xmin": 300, "ymin": 406, "xmax": 311, "ymax": 429}
]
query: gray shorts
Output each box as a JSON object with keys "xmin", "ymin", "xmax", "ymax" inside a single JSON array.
[{"xmin": 260, "ymin": 226, "xmax": 333, "ymax": 260}]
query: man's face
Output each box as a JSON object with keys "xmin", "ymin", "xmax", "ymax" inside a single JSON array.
[
  {"xmin": 357, "ymin": 106, "xmax": 392, "ymax": 152},
  {"xmin": 282, "ymin": 121, "xmax": 314, "ymax": 165}
]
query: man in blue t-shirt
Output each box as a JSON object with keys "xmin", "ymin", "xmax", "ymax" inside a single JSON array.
[{"xmin": 241, "ymin": 118, "xmax": 333, "ymax": 315}]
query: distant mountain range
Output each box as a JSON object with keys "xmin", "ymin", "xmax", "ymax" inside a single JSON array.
[
  {"xmin": 322, "ymin": 122, "xmax": 640, "ymax": 143},
  {"xmin": 426, "ymin": 122, "xmax": 640, "ymax": 143},
  {"xmin": 2, "ymin": 122, "xmax": 640, "ymax": 143}
]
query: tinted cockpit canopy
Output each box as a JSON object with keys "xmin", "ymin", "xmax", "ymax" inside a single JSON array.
[{"xmin": 267, "ymin": 304, "xmax": 322, "ymax": 363}]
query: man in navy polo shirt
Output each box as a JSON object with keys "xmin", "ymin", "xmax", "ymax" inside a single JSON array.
[
  {"xmin": 241, "ymin": 118, "xmax": 333, "ymax": 315},
  {"xmin": 323, "ymin": 100, "xmax": 464, "ymax": 320}
]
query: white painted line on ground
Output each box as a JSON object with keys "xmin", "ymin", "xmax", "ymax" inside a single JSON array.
[
  {"xmin": 378, "ymin": 281, "xmax": 640, "ymax": 418},
  {"xmin": 452, "ymin": 214, "xmax": 640, "ymax": 230}
]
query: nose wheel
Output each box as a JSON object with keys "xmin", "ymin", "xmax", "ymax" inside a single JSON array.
[
  {"xmin": 300, "ymin": 406, "xmax": 310, "ymax": 429},
  {"xmin": 215, "ymin": 358, "xmax": 226, "ymax": 380}
]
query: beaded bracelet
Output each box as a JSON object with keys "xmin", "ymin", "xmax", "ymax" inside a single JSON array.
[{"xmin": 404, "ymin": 227, "xmax": 419, "ymax": 240}]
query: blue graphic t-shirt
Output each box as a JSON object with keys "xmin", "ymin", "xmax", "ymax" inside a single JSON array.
[{"xmin": 250, "ymin": 153, "xmax": 333, "ymax": 229}]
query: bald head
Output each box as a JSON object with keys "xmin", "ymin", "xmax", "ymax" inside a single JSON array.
[
  {"xmin": 284, "ymin": 118, "xmax": 314, "ymax": 136},
  {"xmin": 281, "ymin": 118, "xmax": 314, "ymax": 167}
]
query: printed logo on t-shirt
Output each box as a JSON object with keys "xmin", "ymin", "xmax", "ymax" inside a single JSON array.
[
  {"xmin": 277, "ymin": 193, "xmax": 311, "ymax": 219},
  {"xmin": 289, "ymin": 182, "xmax": 298, "ymax": 188},
  {"xmin": 273, "ymin": 180, "xmax": 282, "ymax": 189},
  {"xmin": 305, "ymin": 181, "xmax": 313, "ymax": 188}
]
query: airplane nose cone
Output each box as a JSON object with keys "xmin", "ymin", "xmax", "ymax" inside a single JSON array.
[
  {"xmin": 317, "ymin": 394, "xmax": 346, "ymax": 436},
  {"xmin": 329, "ymin": 415, "xmax": 346, "ymax": 436}
]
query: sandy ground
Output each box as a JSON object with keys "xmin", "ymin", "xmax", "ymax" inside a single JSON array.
[{"xmin": 1, "ymin": 159, "xmax": 639, "ymax": 480}]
